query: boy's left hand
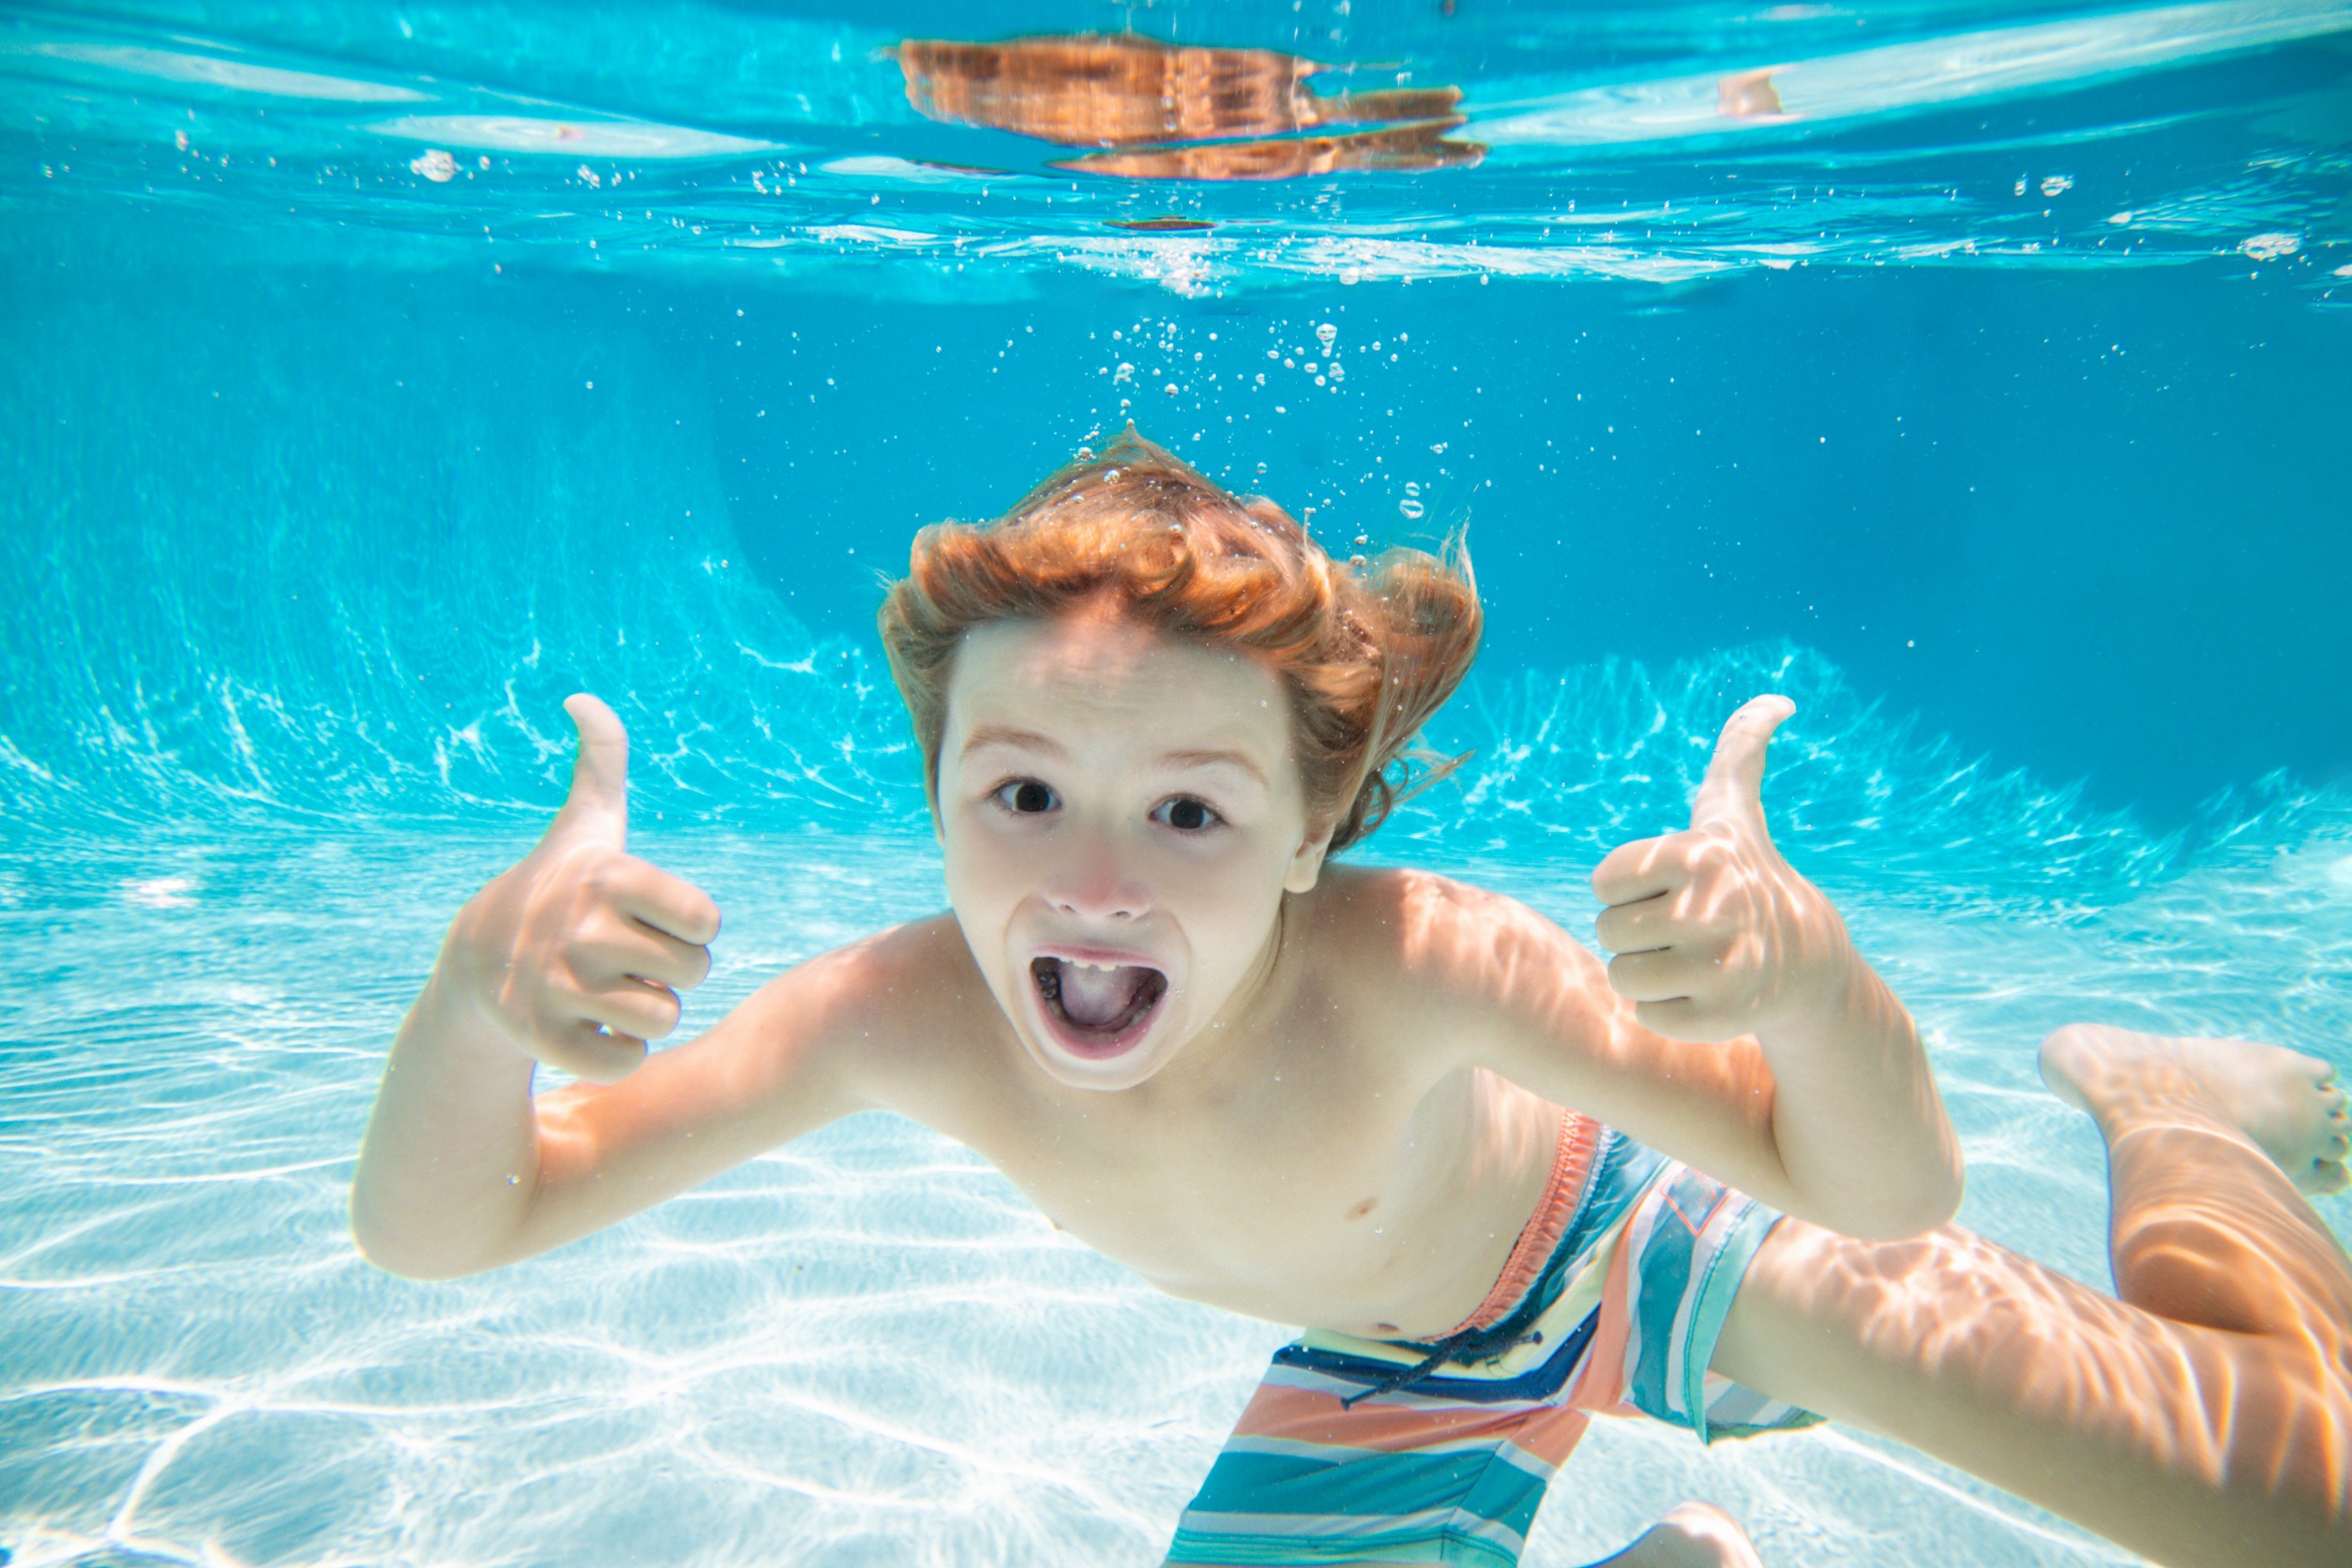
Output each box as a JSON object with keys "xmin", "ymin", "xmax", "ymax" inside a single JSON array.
[{"xmin": 1591, "ymin": 696, "xmax": 1852, "ymax": 1043}]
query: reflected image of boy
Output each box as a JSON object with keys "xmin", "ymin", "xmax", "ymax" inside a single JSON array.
[{"xmin": 354, "ymin": 431, "xmax": 2352, "ymax": 1568}]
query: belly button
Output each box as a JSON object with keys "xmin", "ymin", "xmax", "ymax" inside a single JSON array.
[
  {"xmin": 1348, "ymin": 1197, "xmax": 1380, "ymax": 1221},
  {"xmin": 1375, "ymin": 1322, "xmax": 1400, "ymax": 1334}
]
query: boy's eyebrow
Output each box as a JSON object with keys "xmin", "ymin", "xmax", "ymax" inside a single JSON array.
[
  {"xmin": 1158, "ymin": 747, "xmax": 1269, "ymax": 787},
  {"xmin": 960, "ymin": 724, "xmax": 1068, "ymax": 759},
  {"xmin": 960, "ymin": 729, "xmax": 1269, "ymax": 787}
]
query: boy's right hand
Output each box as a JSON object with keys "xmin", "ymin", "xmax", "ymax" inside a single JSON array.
[{"xmin": 440, "ymin": 693, "xmax": 722, "ymax": 1083}]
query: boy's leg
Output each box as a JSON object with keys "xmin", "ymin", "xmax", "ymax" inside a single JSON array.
[
  {"xmin": 1711, "ymin": 1026, "xmax": 2352, "ymax": 1568},
  {"xmin": 1577, "ymin": 1502, "xmax": 1761, "ymax": 1568}
]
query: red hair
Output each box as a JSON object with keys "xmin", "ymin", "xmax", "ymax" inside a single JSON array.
[{"xmin": 877, "ymin": 429, "xmax": 1480, "ymax": 853}]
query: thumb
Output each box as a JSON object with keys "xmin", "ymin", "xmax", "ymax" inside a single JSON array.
[
  {"xmin": 1691, "ymin": 694, "xmax": 1795, "ymax": 833},
  {"xmin": 550, "ymin": 692, "xmax": 629, "ymax": 846}
]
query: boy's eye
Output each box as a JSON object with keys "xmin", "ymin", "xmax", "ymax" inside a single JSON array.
[
  {"xmin": 996, "ymin": 779, "xmax": 1057, "ymax": 814},
  {"xmin": 1154, "ymin": 796, "xmax": 1220, "ymax": 833}
]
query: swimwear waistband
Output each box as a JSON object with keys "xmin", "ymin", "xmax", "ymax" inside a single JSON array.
[{"xmin": 1446, "ymin": 1109, "xmax": 1600, "ymax": 1337}]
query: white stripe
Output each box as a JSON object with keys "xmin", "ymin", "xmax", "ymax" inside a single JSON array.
[
  {"xmin": 1442, "ymin": 1507, "xmax": 1533, "ymax": 1557},
  {"xmin": 1257, "ymin": 1362, "xmax": 1552, "ymax": 1413},
  {"xmin": 1178, "ymin": 1504, "xmax": 1531, "ymax": 1559}
]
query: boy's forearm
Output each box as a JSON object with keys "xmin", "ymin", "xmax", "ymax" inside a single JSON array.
[
  {"xmin": 1754, "ymin": 953, "xmax": 1962, "ymax": 1239},
  {"xmin": 350, "ymin": 971, "xmax": 543, "ymax": 1279}
]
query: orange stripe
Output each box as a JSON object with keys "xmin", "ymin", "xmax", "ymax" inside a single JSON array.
[
  {"xmin": 1445, "ymin": 1110, "xmax": 1601, "ymax": 1336},
  {"xmin": 1503, "ymin": 1402, "xmax": 1594, "ymax": 1468},
  {"xmin": 1234, "ymin": 1382, "xmax": 1538, "ymax": 1448},
  {"xmin": 1229, "ymin": 1381, "xmax": 1597, "ymax": 1469}
]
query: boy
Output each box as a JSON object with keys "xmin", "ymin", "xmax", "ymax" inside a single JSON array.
[{"xmin": 354, "ymin": 431, "xmax": 2351, "ymax": 1567}]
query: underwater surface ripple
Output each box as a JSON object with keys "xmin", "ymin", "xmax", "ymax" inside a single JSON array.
[{"xmin": 4, "ymin": 0, "xmax": 2348, "ymax": 295}]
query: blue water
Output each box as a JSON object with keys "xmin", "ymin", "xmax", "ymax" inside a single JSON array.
[{"xmin": 4, "ymin": 3, "xmax": 2351, "ymax": 1564}]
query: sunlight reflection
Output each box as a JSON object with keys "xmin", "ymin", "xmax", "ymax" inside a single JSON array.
[
  {"xmin": 20, "ymin": 40, "xmax": 429, "ymax": 102},
  {"xmin": 893, "ymin": 33, "xmax": 1484, "ymax": 180}
]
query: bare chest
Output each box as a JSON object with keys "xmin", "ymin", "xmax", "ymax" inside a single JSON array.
[{"xmin": 907, "ymin": 1033, "xmax": 1553, "ymax": 1334}]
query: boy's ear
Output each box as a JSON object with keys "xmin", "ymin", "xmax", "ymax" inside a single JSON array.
[{"xmin": 1284, "ymin": 822, "xmax": 1336, "ymax": 894}]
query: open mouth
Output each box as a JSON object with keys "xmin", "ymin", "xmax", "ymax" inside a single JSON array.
[{"xmin": 1030, "ymin": 956, "xmax": 1168, "ymax": 1057}]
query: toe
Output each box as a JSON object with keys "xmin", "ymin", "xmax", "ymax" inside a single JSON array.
[{"xmin": 2307, "ymin": 1159, "xmax": 2351, "ymax": 1199}]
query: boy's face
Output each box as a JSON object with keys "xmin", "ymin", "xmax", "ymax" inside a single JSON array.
[{"xmin": 937, "ymin": 606, "xmax": 1330, "ymax": 1092}]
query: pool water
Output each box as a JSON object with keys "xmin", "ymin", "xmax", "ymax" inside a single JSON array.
[{"xmin": 4, "ymin": 3, "xmax": 2350, "ymax": 1564}]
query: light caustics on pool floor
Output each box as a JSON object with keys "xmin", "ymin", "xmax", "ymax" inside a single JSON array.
[
  {"xmin": 3, "ymin": 641, "xmax": 2350, "ymax": 1567},
  {"xmin": 0, "ymin": 0, "xmax": 2346, "ymax": 293}
]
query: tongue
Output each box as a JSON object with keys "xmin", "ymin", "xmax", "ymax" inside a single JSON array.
[{"xmin": 1058, "ymin": 961, "xmax": 1146, "ymax": 1030}]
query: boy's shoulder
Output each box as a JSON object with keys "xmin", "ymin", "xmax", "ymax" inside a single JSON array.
[
  {"xmin": 726, "ymin": 909, "xmax": 1024, "ymax": 1126},
  {"xmin": 1299, "ymin": 864, "xmax": 1594, "ymax": 1005},
  {"xmin": 732, "ymin": 910, "xmax": 999, "ymax": 1068},
  {"xmin": 1305, "ymin": 862, "xmax": 1564, "ymax": 945},
  {"xmin": 1280, "ymin": 864, "xmax": 1615, "ymax": 1105}
]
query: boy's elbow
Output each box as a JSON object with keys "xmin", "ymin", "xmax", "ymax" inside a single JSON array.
[
  {"xmin": 348, "ymin": 1196, "xmax": 506, "ymax": 1283},
  {"xmin": 353, "ymin": 1230, "xmax": 475, "ymax": 1282},
  {"xmin": 1846, "ymin": 1157, "xmax": 1964, "ymax": 1241}
]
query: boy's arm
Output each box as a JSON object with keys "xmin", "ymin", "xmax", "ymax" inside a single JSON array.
[
  {"xmin": 351, "ymin": 695, "xmax": 880, "ymax": 1279},
  {"xmin": 1440, "ymin": 698, "xmax": 1961, "ymax": 1240},
  {"xmin": 354, "ymin": 939, "xmax": 885, "ymax": 1279}
]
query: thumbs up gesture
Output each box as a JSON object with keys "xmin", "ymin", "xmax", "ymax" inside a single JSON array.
[
  {"xmin": 442, "ymin": 694, "xmax": 723, "ymax": 1083},
  {"xmin": 1591, "ymin": 697, "xmax": 1849, "ymax": 1044}
]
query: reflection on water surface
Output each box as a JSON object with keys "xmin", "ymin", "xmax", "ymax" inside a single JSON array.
[
  {"xmin": 893, "ymin": 32, "xmax": 1483, "ymax": 180},
  {"xmin": 1, "ymin": 0, "xmax": 2344, "ymax": 290}
]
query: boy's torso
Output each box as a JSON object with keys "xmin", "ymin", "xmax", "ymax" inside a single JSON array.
[{"xmin": 843, "ymin": 866, "xmax": 1573, "ymax": 1339}]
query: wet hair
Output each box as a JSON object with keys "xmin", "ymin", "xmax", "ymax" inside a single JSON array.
[{"xmin": 877, "ymin": 427, "xmax": 1480, "ymax": 854}]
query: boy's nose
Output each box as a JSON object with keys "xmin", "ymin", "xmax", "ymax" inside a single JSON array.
[{"xmin": 1044, "ymin": 837, "xmax": 1151, "ymax": 923}]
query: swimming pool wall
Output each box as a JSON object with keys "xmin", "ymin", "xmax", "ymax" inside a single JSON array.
[{"xmin": 5, "ymin": 217, "xmax": 2347, "ymax": 849}]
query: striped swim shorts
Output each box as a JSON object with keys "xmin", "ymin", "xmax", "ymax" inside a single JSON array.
[{"xmin": 1165, "ymin": 1115, "xmax": 1821, "ymax": 1567}]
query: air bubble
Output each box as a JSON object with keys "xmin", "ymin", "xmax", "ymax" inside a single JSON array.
[{"xmin": 1315, "ymin": 323, "xmax": 1337, "ymax": 354}]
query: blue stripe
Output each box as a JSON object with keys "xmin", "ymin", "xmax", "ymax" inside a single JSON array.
[
  {"xmin": 1185, "ymin": 1448, "xmax": 1542, "ymax": 1523},
  {"xmin": 1568, "ymin": 1132, "xmax": 1669, "ymax": 1262},
  {"xmin": 1458, "ymin": 1449, "xmax": 1552, "ymax": 1539},
  {"xmin": 1272, "ymin": 1305, "xmax": 1601, "ymax": 1406},
  {"xmin": 1623, "ymin": 1164, "xmax": 1715, "ymax": 1420},
  {"xmin": 1167, "ymin": 1522, "xmax": 1520, "ymax": 1566}
]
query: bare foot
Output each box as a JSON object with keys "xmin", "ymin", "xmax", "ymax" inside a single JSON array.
[
  {"xmin": 1580, "ymin": 1501, "xmax": 1762, "ymax": 1568},
  {"xmin": 2041, "ymin": 1024, "xmax": 2352, "ymax": 1195}
]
